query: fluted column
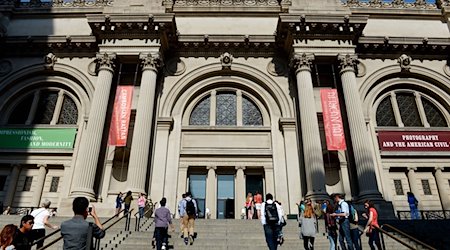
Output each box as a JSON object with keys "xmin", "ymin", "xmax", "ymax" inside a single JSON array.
[
  {"xmin": 434, "ymin": 167, "xmax": 450, "ymax": 209},
  {"xmin": 235, "ymin": 166, "xmax": 246, "ymax": 219},
  {"xmin": 71, "ymin": 53, "xmax": 116, "ymax": 199},
  {"xmin": 32, "ymin": 165, "xmax": 47, "ymax": 207},
  {"xmin": 407, "ymin": 167, "xmax": 420, "ymax": 208},
  {"xmin": 206, "ymin": 166, "xmax": 217, "ymax": 219},
  {"xmin": 127, "ymin": 53, "xmax": 161, "ymax": 195},
  {"xmin": 292, "ymin": 53, "xmax": 327, "ymax": 200},
  {"xmin": 280, "ymin": 118, "xmax": 302, "ymax": 214},
  {"xmin": 4, "ymin": 165, "xmax": 20, "ymax": 207},
  {"xmin": 339, "ymin": 54, "xmax": 382, "ymax": 200}
]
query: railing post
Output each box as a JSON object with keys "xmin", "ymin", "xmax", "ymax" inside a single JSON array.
[{"xmin": 380, "ymin": 228, "xmax": 386, "ymax": 250}]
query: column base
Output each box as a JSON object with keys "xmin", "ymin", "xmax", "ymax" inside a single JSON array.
[
  {"xmin": 357, "ymin": 189, "xmax": 384, "ymax": 202},
  {"xmin": 70, "ymin": 188, "xmax": 97, "ymax": 201},
  {"xmin": 305, "ymin": 190, "xmax": 329, "ymax": 201}
]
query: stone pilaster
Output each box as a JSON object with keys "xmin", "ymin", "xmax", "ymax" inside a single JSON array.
[
  {"xmin": 434, "ymin": 167, "xmax": 450, "ymax": 210},
  {"xmin": 127, "ymin": 53, "xmax": 161, "ymax": 195},
  {"xmin": 338, "ymin": 54, "xmax": 382, "ymax": 201},
  {"xmin": 279, "ymin": 118, "xmax": 302, "ymax": 214},
  {"xmin": 4, "ymin": 164, "xmax": 20, "ymax": 207},
  {"xmin": 206, "ymin": 166, "xmax": 217, "ymax": 219},
  {"xmin": 235, "ymin": 166, "xmax": 246, "ymax": 219},
  {"xmin": 176, "ymin": 165, "xmax": 188, "ymax": 217},
  {"xmin": 32, "ymin": 165, "xmax": 47, "ymax": 207},
  {"xmin": 264, "ymin": 167, "xmax": 275, "ymax": 196},
  {"xmin": 292, "ymin": 53, "xmax": 327, "ymax": 201},
  {"xmin": 71, "ymin": 52, "xmax": 116, "ymax": 200}
]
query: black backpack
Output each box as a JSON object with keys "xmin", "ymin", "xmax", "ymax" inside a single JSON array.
[
  {"xmin": 185, "ymin": 199, "xmax": 196, "ymax": 216},
  {"xmin": 265, "ymin": 202, "xmax": 279, "ymax": 225}
]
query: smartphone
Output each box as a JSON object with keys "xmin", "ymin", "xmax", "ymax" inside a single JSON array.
[{"xmin": 88, "ymin": 207, "xmax": 92, "ymax": 213}]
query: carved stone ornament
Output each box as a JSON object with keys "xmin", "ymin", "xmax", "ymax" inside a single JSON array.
[
  {"xmin": 87, "ymin": 60, "xmax": 97, "ymax": 76},
  {"xmin": 0, "ymin": 60, "xmax": 13, "ymax": 77},
  {"xmin": 140, "ymin": 53, "xmax": 162, "ymax": 71},
  {"xmin": 220, "ymin": 52, "xmax": 233, "ymax": 69},
  {"xmin": 290, "ymin": 53, "xmax": 314, "ymax": 72},
  {"xmin": 344, "ymin": 0, "xmax": 436, "ymax": 9},
  {"xmin": 398, "ymin": 54, "xmax": 412, "ymax": 71},
  {"xmin": 96, "ymin": 53, "xmax": 116, "ymax": 69},
  {"xmin": 438, "ymin": 0, "xmax": 450, "ymax": 7},
  {"xmin": 43, "ymin": 53, "xmax": 57, "ymax": 70},
  {"xmin": 164, "ymin": 57, "xmax": 186, "ymax": 76},
  {"xmin": 338, "ymin": 54, "xmax": 358, "ymax": 71}
]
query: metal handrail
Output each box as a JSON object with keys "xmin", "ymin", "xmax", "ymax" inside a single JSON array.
[
  {"xmin": 381, "ymin": 224, "xmax": 437, "ymax": 250},
  {"xmin": 134, "ymin": 206, "xmax": 155, "ymax": 231},
  {"xmin": 396, "ymin": 210, "xmax": 450, "ymax": 220},
  {"xmin": 37, "ymin": 208, "xmax": 131, "ymax": 250}
]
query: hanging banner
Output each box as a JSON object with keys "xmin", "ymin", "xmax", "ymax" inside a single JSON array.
[
  {"xmin": 0, "ymin": 128, "xmax": 77, "ymax": 149},
  {"xmin": 108, "ymin": 86, "xmax": 133, "ymax": 146},
  {"xmin": 320, "ymin": 89, "xmax": 347, "ymax": 150},
  {"xmin": 378, "ymin": 131, "xmax": 450, "ymax": 152}
]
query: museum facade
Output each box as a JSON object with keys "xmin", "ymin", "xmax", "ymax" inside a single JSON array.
[{"xmin": 1, "ymin": 0, "xmax": 450, "ymax": 218}]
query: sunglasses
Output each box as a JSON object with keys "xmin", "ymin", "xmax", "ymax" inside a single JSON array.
[{"xmin": 26, "ymin": 221, "xmax": 34, "ymax": 225}]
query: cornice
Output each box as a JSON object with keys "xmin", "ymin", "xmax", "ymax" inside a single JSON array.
[
  {"xmin": 0, "ymin": 35, "xmax": 97, "ymax": 56},
  {"xmin": 167, "ymin": 0, "xmax": 284, "ymax": 14},
  {"xmin": 357, "ymin": 36, "xmax": 450, "ymax": 58}
]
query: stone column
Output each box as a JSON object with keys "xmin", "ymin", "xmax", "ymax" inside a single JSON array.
[
  {"xmin": 176, "ymin": 165, "xmax": 189, "ymax": 217},
  {"xmin": 4, "ymin": 165, "xmax": 20, "ymax": 207},
  {"xmin": 279, "ymin": 118, "xmax": 302, "ymax": 214},
  {"xmin": 32, "ymin": 165, "xmax": 47, "ymax": 207},
  {"xmin": 292, "ymin": 53, "xmax": 327, "ymax": 201},
  {"xmin": 264, "ymin": 167, "xmax": 275, "ymax": 195},
  {"xmin": 127, "ymin": 53, "xmax": 161, "ymax": 195},
  {"xmin": 71, "ymin": 53, "xmax": 116, "ymax": 200},
  {"xmin": 235, "ymin": 166, "xmax": 246, "ymax": 219},
  {"xmin": 205, "ymin": 166, "xmax": 217, "ymax": 219},
  {"xmin": 338, "ymin": 54, "xmax": 382, "ymax": 201},
  {"xmin": 434, "ymin": 167, "xmax": 450, "ymax": 210},
  {"xmin": 407, "ymin": 167, "xmax": 420, "ymax": 208}
]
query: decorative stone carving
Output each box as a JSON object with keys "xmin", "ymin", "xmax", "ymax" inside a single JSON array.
[
  {"xmin": 164, "ymin": 57, "xmax": 186, "ymax": 76},
  {"xmin": 398, "ymin": 54, "xmax": 412, "ymax": 71},
  {"xmin": 438, "ymin": 0, "xmax": 450, "ymax": 7},
  {"xmin": 267, "ymin": 57, "xmax": 288, "ymax": 76},
  {"xmin": 140, "ymin": 53, "xmax": 162, "ymax": 71},
  {"xmin": 96, "ymin": 52, "xmax": 116, "ymax": 69},
  {"xmin": 356, "ymin": 61, "xmax": 367, "ymax": 78},
  {"xmin": 220, "ymin": 52, "xmax": 233, "ymax": 69},
  {"xmin": 290, "ymin": 53, "xmax": 314, "ymax": 72},
  {"xmin": 338, "ymin": 54, "xmax": 358, "ymax": 71},
  {"xmin": 443, "ymin": 64, "xmax": 450, "ymax": 77},
  {"xmin": 43, "ymin": 53, "xmax": 57, "ymax": 70},
  {"xmin": 87, "ymin": 60, "xmax": 97, "ymax": 76},
  {"xmin": 343, "ymin": 0, "xmax": 436, "ymax": 9},
  {"xmin": 16, "ymin": 0, "xmax": 113, "ymax": 8},
  {"xmin": 0, "ymin": 60, "xmax": 12, "ymax": 77},
  {"xmin": 174, "ymin": 0, "xmax": 280, "ymax": 6}
]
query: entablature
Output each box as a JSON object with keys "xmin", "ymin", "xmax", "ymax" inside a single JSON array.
[{"xmin": 164, "ymin": 0, "xmax": 290, "ymax": 14}]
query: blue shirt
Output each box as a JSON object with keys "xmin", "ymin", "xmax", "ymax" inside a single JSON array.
[{"xmin": 60, "ymin": 215, "xmax": 105, "ymax": 250}]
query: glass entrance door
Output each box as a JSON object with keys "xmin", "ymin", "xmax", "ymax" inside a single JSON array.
[
  {"xmin": 217, "ymin": 175, "xmax": 235, "ymax": 219},
  {"xmin": 246, "ymin": 175, "xmax": 263, "ymax": 197},
  {"xmin": 189, "ymin": 174, "xmax": 206, "ymax": 218}
]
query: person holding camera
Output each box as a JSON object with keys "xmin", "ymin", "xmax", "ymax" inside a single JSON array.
[{"xmin": 60, "ymin": 197, "xmax": 105, "ymax": 250}]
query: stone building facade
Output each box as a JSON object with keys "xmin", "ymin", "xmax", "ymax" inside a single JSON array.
[{"xmin": 0, "ymin": 0, "xmax": 450, "ymax": 218}]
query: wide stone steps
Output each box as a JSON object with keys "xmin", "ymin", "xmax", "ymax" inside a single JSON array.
[{"xmin": 0, "ymin": 215, "xmax": 415, "ymax": 249}]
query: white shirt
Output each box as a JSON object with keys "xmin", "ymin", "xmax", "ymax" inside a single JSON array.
[
  {"xmin": 338, "ymin": 200, "xmax": 349, "ymax": 218},
  {"xmin": 31, "ymin": 207, "xmax": 50, "ymax": 229},
  {"xmin": 260, "ymin": 200, "xmax": 283, "ymax": 225}
]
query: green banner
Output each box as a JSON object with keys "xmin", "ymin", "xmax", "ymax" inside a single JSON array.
[{"xmin": 0, "ymin": 128, "xmax": 77, "ymax": 149}]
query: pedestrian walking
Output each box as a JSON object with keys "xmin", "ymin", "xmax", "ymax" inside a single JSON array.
[
  {"xmin": 1, "ymin": 224, "xmax": 17, "ymax": 250},
  {"xmin": 153, "ymin": 198, "xmax": 175, "ymax": 250},
  {"xmin": 407, "ymin": 192, "xmax": 419, "ymax": 220},
  {"xmin": 123, "ymin": 191, "xmax": 133, "ymax": 215},
  {"xmin": 115, "ymin": 192, "xmax": 123, "ymax": 217},
  {"xmin": 177, "ymin": 193, "xmax": 186, "ymax": 238},
  {"xmin": 331, "ymin": 193, "xmax": 354, "ymax": 250},
  {"xmin": 180, "ymin": 192, "xmax": 197, "ymax": 245},
  {"xmin": 260, "ymin": 193, "xmax": 283, "ymax": 250},
  {"xmin": 363, "ymin": 200, "xmax": 382, "ymax": 250},
  {"xmin": 254, "ymin": 191, "xmax": 263, "ymax": 219},
  {"xmin": 245, "ymin": 192, "xmax": 254, "ymax": 220},
  {"xmin": 138, "ymin": 193, "xmax": 147, "ymax": 218},
  {"xmin": 349, "ymin": 202, "xmax": 361, "ymax": 250},
  {"xmin": 299, "ymin": 199, "xmax": 317, "ymax": 250},
  {"xmin": 12, "ymin": 215, "xmax": 34, "ymax": 250},
  {"xmin": 274, "ymin": 200, "xmax": 286, "ymax": 246},
  {"xmin": 30, "ymin": 200, "xmax": 58, "ymax": 249},
  {"xmin": 324, "ymin": 200, "xmax": 338, "ymax": 250}
]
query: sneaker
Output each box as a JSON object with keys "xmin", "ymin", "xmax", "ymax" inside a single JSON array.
[
  {"xmin": 161, "ymin": 244, "xmax": 166, "ymax": 250},
  {"xmin": 189, "ymin": 235, "xmax": 194, "ymax": 245},
  {"xmin": 184, "ymin": 237, "xmax": 189, "ymax": 245},
  {"xmin": 279, "ymin": 237, "xmax": 284, "ymax": 246}
]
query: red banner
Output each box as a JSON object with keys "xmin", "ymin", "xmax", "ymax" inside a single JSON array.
[
  {"xmin": 320, "ymin": 89, "xmax": 346, "ymax": 150},
  {"xmin": 108, "ymin": 86, "xmax": 133, "ymax": 146},
  {"xmin": 378, "ymin": 131, "xmax": 450, "ymax": 151}
]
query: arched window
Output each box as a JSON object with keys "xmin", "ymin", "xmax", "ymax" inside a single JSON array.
[
  {"xmin": 376, "ymin": 90, "xmax": 448, "ymax": 128},
  {"xmin": 189, "ymin": 89, "xmax": 263, "ymax": 127},
  {"xmin": 7, "ymin": 89, "xmax": 79, "ymax": 125}
]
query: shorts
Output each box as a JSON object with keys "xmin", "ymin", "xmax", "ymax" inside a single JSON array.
[{"xmin": 255, "ymin": 203, "xmax": 262, "ymax": 210}]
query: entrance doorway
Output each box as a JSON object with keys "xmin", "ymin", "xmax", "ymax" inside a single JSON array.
[
  {"xmin": 189, "ymin": 174, "xmax": 206, "ymax": 218},
  {"xmin": 246, "ymin": 175, "xmax": 264, "ymax": 197},
  {"xmin": 217, "ymin": 175, "xmax": 234, "ymax": 219}
]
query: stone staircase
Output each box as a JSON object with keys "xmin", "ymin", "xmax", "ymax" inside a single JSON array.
[{"xmin": 0, "ymin": 215, "xmax": 419, "ymax": 249}]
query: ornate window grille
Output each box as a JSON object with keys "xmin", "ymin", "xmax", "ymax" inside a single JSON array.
[
  {"xmin": 22, "ymin": 176, "xmax": 33, "ymax": 192},
  {"xmin": 394, "ymin": 179, "xmax": 404, "ymax": 195},
  {"xmin": 421, "ymin": 179, "xmax": 432, "ymax": 195},
  {"xmin": 49, "ymin": 177, "xmax": 60, "ymax": 192}
]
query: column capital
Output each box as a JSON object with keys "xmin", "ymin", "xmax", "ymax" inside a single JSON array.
[
  {"xmin": 156, "ymin": 117, "xmax": 173, "ymax": 130},
  {"xmin": 206, "ymin": 166, "xmax": 217, "ymax": 170},
  {"xmin": 279, "ymin": 118, "xmax": 296, "ymax": 131},
  {"xmin": 407, "ymin": 167, "xmax": 417, "ymax": 172},
  {"xmin": 290, "ymin": 53, "xmax": 314, "ymax": 73},
  {"xmin": 96, "ymin": 52, "xmax": 116, "ymax": 71},
  {"xmin": 338, "ymin": 54, "xmax": 358, "ymax": 73},
  {"xmin": 235, "ymin": 166, "xmax": 246, "ymax": 171},
  {"xmin": 140, "ymin": 52, "xmax": 162, "ymax": 72},
  {"xmin": 435, "ymin": 166, "xmax": 445, "ymax": 171}
]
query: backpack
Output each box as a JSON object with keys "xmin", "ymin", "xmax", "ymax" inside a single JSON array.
[
  {"xmin": 265, "ymin": 202, "xmax": 279, "ymax": 225},
  {"xmin": 185, "ymin": 199, "xmax": 196, "ymax": 216},
  {"xmin": 348, "ymin": 203, "xmax": 357, "ymax": 224}
]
